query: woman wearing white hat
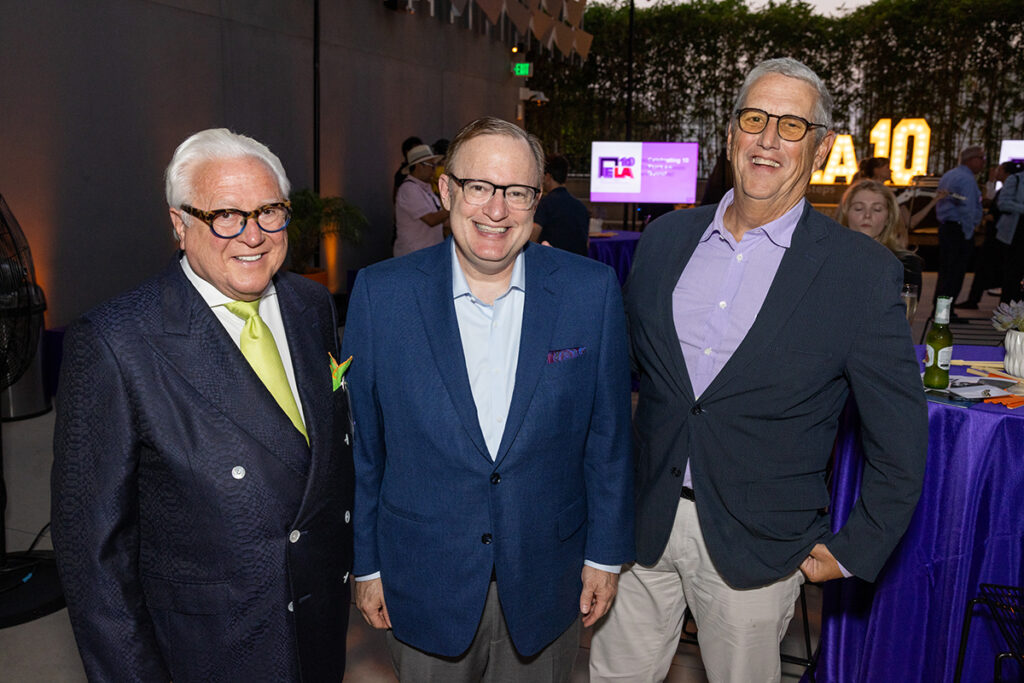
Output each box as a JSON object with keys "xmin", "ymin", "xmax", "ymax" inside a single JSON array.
[{"xmin": 394, "ymin": 144, "xmax": 449, "ymax": 258}]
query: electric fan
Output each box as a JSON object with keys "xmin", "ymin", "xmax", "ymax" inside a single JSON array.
[{"xmin": 0, "ymin": 194, "xmax": 64, "ymax": 628}]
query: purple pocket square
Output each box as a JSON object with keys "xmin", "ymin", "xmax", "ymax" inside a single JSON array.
[{"xmin": 547, "ymin": 347, "xmax": 586, "ymax": 364}]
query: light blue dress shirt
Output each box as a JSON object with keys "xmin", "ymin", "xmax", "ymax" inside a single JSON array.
[{"xmin": 936, "ymin": 164, "xmax": 983, "ymax": 239}]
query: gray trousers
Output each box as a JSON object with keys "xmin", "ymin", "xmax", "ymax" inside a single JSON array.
[{"xmin": 385, "ymin": 580, "xmax": 581, "ymax": 682}]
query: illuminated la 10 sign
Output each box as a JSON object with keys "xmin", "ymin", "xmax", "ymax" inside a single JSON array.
[{"xmin": 810, "ymin": 118, "xmax": 930, "ymax": 185}]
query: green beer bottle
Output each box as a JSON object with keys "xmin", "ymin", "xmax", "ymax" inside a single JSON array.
[{"xmin": 923, "ymin": 296, "xmax": 954, "ymax": 389}]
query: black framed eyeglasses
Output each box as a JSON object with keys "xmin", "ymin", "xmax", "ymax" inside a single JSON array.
[
  {"xmin": 446, "ymin": 173, "xmax": 540, "ymax": 210},
  {"xmin": 180, "ymin": 201, "xmax": 292, "ymax": 239},
  {"xmin": 735, "ymin": 108, "xmax": 826, "ymax": 142}
]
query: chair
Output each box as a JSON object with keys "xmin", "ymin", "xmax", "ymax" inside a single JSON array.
[
  {"xmin": 954, "ymin": 583, "xmax": 1024, "ymax": 682},
  {"xmin": 679, "ymin": 582, "xmax": 818, "ymax": 677}
]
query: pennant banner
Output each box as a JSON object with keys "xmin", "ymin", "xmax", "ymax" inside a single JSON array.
[
  {"xmin": 573, "ymin": 28, "xmax": 593, "ymax": 60},
  {"xmin": 505, "ymin": 0, "xmax": 532, "ymax": 34},
  {"xmin": 530, "ymin": 8, "xmax": 555, "ymax": 41},
  {"xmin": 565, "ymin": 0, "xmax": 586, "ymax": 28},
  {"xmin": 475, "ymin": 0, "xmax": 503, "ymax": 24},
  {"xmin": 552, "ymin": 21, "xmax": 574, "ymax": 57}
]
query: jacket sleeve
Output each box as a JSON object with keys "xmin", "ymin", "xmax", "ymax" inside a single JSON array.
[
  {"xmin": 997, "ymin": 173, "xmax": 1024, "ymax": 215},
  {"xmin": 51, "ymin": 318, "xmax": 171, "ymax": 681},
  {"xmin": 340, "ymin": 273, "xmax": 386, "ymax": 577},
  {"xmin": 828, "ymin": 257, "xmax": 929, "ymax": 581},
  {"xmin": 582, "ymin": 268, "xmax": 635, "ymax": 566}
]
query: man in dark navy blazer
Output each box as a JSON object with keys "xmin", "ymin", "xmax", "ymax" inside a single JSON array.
[
  {"xmin": 590, "ymin": 59, "xmax": 928, "ymax": 682},
  {"xmin": 343, "ymin": 117, "xmax": 633, "ymax": 682},
  {"xmin": 52, "ymin": 129, "xmax": 353, "ymax": 681}
]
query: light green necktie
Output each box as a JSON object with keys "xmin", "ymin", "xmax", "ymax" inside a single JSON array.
[{"xmin": 224, "ymin": 299, "xmax": 308, "ymax": 444}]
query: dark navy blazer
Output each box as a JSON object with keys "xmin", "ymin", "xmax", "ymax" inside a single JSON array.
[
  {"xmin": 343, "ymin": 239, "xmax": 634, "ymax": 657},
  {"xmin": 626, "ymin": 204, "xmax": 928, "ymax": 588},
  {"xmin": 52, "ymin": 259, "xmax": 354, "ymax": 681}
]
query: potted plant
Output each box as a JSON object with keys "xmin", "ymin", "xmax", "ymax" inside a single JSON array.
[
  {"xmin": 287, "ymin": 188, "xmax": 368, "ymax": 287},
  {"xmin": 992, "ymin": 300, "xmax": 1024, "ymax": 377}
]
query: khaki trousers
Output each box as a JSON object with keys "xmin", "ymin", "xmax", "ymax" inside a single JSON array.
[{"xmin": 589, "ymin": 498, "xmax": 803, "ymax": 683}]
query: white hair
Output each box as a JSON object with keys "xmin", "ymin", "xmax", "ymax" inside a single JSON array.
[{"xmin": 164, "ymin": 128, "xmax": 290, "ymax": 210}]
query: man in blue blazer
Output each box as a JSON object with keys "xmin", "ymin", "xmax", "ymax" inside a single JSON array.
[
  {"xmin": 342, "ymin": 117, "xmax": 633, "ymax": 681},
  {"xmin": 590, "ymin": 59, "xmax": 928, "ymax": 682},
  {"xmin": 51, "ymin": 129, "xmax": 354, "ymax": 681}
]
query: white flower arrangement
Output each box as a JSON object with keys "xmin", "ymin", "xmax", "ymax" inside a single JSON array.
[{"xmin": 992, "ymin": 300, "xmax": 1024, "ymax": 333}]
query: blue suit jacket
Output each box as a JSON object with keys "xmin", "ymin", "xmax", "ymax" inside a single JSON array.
[
  {"xmin": 52, "ymin": 258, "xmax": 354, "ymax": 682},
  {"xmin": 626, "ymin": 204, "xmax": 928, "ymax": 588},
  {"xmin": 342, "ymin": 239, "xmax": 634, "ymax": 657}
]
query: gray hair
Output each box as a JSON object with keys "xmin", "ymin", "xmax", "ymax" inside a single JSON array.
[
  {"xmin": 445, "ymin": 117, "xmax": 545, "ymax": 188},
  {"xmin": 732, "ymin": 58, "xmax": 834, "ymax": 142},
  {"xmin": 958, "ymin": 145, "xmax": 985, "ymax": 164},
  {"xmin": 164, "ymin": 128, "xmax": 290, "ymax": 210}
]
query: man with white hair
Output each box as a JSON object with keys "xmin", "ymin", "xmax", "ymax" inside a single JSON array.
[
  {"xmin": 590, "ymin": 58, "xmax": 927, "ymax": 683},
  {"xmin": 52, "ymin": 128, "xmax": 354, "ymax": 681}
]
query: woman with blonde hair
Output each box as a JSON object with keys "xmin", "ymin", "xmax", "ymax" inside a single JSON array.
[{"xmin": 837, "ymin": 179, "xmax": 923, "ymax": 289}]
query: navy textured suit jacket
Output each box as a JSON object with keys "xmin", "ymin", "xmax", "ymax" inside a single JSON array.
[
  {"xmin": 342, "ymin": 239, "xmax": 634, "ymax": 657},
  {"xmin": 626, "ymin": 204, "xmax": 928, "ymax": 588},
  {"xmin": 52, "ymin": 258, "xmax": 354, "ymax": 681}
]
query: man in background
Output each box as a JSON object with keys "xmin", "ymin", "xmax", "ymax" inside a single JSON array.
[
  {"xmin": 533, "ymin": 153, "xmax": 589, "ymax": 256},
  {"xmin": 936, "ymin": 145, "xmax": 985, "ymax": 310}
]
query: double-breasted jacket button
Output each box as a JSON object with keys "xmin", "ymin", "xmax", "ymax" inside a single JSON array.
[
  {"xmin": 690, "ymin": 404, "xmax": 704, "ymax": 415},
  {"xmin": 481, "ymin": 533, "xmax": 493, "ymax": 545},
  {"xmin": 289, "ymin": 530, "xmax": 301, "ymax": 543},
  {"xmin": 490, "ymin": 473, "xmax": 501, "ymax": 485},
  {"xmin": 231, "ymin": 466, "xmax": 246, "ymax": 479},
  {"xmin": 671, "ymin": 467, "xmax": 682, "ymax": 477}
]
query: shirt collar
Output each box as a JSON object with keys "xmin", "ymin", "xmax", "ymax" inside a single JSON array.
[
  {"xmin": 701, "ymin": 188, "xmax": 804, "ymax": 249},
  {"xmin": 180, "ymin": 253, "xmax": 276, "ymax": 307},
  {"xmin": 451, "ymin": 239, "xmax": 526, "ymax": 302}
]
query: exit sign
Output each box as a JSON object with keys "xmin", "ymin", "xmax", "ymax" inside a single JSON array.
[{"xmin": 512, "ymin": 62, "xmax": 533, "ymax": 77}]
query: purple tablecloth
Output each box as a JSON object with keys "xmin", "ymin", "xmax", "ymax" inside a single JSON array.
[
  {"xmin": 587, "ymin": 231, "xmax": 641, "ymax": 286},
  {"xmin": 815, "ymin": 345, "xmax": 1024, "ymax": 682}
]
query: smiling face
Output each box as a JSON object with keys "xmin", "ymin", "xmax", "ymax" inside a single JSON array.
[
  {"xmin": 728, "ymin": 72, "xmax": 835, "ymax": 225},
  {"xmin": 439, "ymin": 133, "xmax": 539, "ymax": 283},
  {"xmin": 846, "ymin": 188, "xmax": 888, "ymax": 239},
  {"xmin": 169, "ymin": 156, "xmax": 288, "ymax": 301}
]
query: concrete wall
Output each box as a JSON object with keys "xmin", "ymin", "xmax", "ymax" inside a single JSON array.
[{"xmin": 0, "ymin": 0, "xmax": 520, "ymax": 327}]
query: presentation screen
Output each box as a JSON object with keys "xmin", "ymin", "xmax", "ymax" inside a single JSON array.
[{"xmin": 589, "ymin": 141, "xmax": 699, "ymax": 204}]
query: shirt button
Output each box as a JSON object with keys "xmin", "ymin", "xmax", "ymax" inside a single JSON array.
[
  {"xmin": 736, "ymin": 254, "xmax": 744, "ymax": 262},
  {"xmin": 704, "ymin": 347, "xmax": 712, "ymax": 356},
  {"xmin": 719, "ymin": 301, "xmax": 727, "ymax": 309},
  {"xmin": 231, "ymin": 466, "xmax": 246, "ymax": 479},
  {"xmin": 289, "ymin": 530, "xmax": 301, "ymax": 543},
  {"xmin": 344, "ymin": 510, "xmax": 351, "ymax": 523},
  {"xmin": 481, "ymin": 533, "xmax": 493, "ymax": 545}
]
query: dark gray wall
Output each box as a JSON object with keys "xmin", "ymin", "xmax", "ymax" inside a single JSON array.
[{"xmin": 0, "ymin": 0, "xmax": 520, "ymax": 326}]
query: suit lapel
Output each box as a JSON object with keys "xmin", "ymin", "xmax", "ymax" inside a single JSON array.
[
  {"xmin": 145, "ymin": 262, "xmax": 310, "ymax": 477},
  {"xmin": 277, "ymin": 273, "xmax": 335, "ymax": 519},
  {"xmin": 416, "ymin": 243, "xmax": 491, "ymax": 460},
  {"xmin": 701, "ymin": 205, "xmax": 829, "ymax": 401},
  {"xmin": 651, "ymin": 213, "xmax": 707, "ymax": 403},
  {"xmin": 493, "ymin": 244, "xmax": 558, "ymax": 465}
]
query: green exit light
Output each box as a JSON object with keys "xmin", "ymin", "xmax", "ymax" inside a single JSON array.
[{"xmin": 512, "ymin": 62, "xmax": 533, "ymax": 77}]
